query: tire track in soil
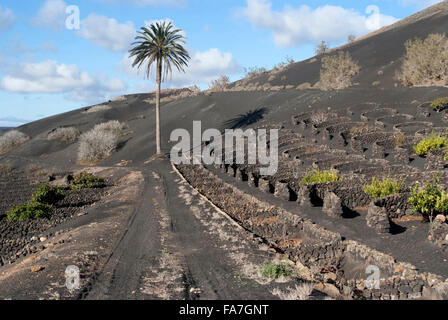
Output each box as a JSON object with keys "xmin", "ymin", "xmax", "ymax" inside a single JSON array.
[
  {"xmin": 84, "ymin": 167, "xmax": 168, "ymax": 299},
  {"xmin": 150, "ymin": 159, "xmax": 312, "ymax": 300},
  {"xmin": 85, "ymin": 158, "xmax": 314, "ymax": 300}
]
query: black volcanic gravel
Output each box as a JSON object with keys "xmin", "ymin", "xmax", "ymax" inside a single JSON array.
[
  {"xmin": 0, "ymin": 169, "xmax": 36, "ymax": 217},
  {"xmin": 377, "ymin": 114, "xmax": 414, "ymax": 125},
  {"xmin": 0, "ymin": 186, "xmax": 110, "ymax": 266}
]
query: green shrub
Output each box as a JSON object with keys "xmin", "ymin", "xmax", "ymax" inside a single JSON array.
[
  {"xmin": 4, "ymin": 184, "xmax": 63, "ymax": 220},
  {"xmin": 363, "ymin": 177, "xmax": 404, "ymax": 199},
  {"xmin": 413, "ymin": 133, "xmax": 447, "ymax": 156},
  {"xmin": 7, "ymin": 202, "xmax": 53, "ymax": 220},
  {"xmin": 431, "ymin": 97, "xmax": 448, "ymax": 112},
  {"xmin": 71, "ymin": 172, "xmax": 105, "ymax": 190},
  {"xmin": 260, "ymin": 261, "xmax": 293, "ymax": 279},
  {"xmin": 408, "ymin": 175, "xmax": 448, "ymax": 222},
  {"xmin": 31, "ymin": 184, "xmax": 65, "ymax": 204},
  {"xmin": 299, "ymin": 169, "xmax": 339, "ymax": 185}
]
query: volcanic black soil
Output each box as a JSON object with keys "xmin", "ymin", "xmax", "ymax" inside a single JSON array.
[
  {"xmin": 0, "ymin": 167, "xmax": 112, "ymax": 267},
  {"xmin": 1, "ymin": 2, "xmax": 448, "ymax": 300}
]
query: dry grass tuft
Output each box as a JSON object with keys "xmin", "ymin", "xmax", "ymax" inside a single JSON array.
[
  {"xmin": 272, "ymin": 283, "xmax": 314, "ymax": 300},
  {"xmin": 83, "ymin": 104, "xmax": 111, "ymax": 114},
  {"xmin": 397, "ymin": 33, "xmax": 448, "ymax": 87},
  {"xmin": 77, "ymin": 121, "xmax": 126, "ymax": 163},
  {"xmin": 208, "ymin": 75, "xmax": 230, "ymax": 92},
  {"xmin": 319, "ymin": 51, "xmax": 360, "ymax": 91},
  {"xmin": 48, "ymin": 127, "xmax": 80, "ymax": 142},
  {"xmin": 244, "ymin": 66, "xmax": 267, "ymax": 79},
  {"xmin": 92, "ymin": 120, "xmax": 126, "ymax": 135},
  {"xmin": 144, "ymin": 87, "xmax": 201, "ymax": 104},
  {"xmin": 111, "ymin": 95, "xmax": 127, "ymax": 102},
  {"xmin": 0, "ymin": 130, "xmax": 29, "ymax": 154},
  {"xmin": 310, "ymin": 111, "xmax": 337, "ymax": 125},
  {"xmin": 296, "ymin": 82, "xmax": 312, "ymax": 90}
]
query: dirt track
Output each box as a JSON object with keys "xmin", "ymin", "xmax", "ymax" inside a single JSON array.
[
  {"xmin": 85, "ymin": 158, "xmax": 317, "ymax": 300},
  {"xmin": 1, "ymin": 2, "xmax": 448, "ymax": 299}
]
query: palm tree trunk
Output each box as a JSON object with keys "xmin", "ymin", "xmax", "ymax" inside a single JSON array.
[{"xmin": 155, "ymin": 58, "xmax": 162, "ymax": 154}]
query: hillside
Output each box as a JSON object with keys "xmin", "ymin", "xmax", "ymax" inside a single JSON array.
[
  {"xmin": 1, "ymin": 2, "xmax": 448, "ymax": 300},
  {"xmin": 233, "ymin": 0, "xmax": 448, "ymax": 90},
  {"xmin": 0, "ymin": 128, "xmax": 12, "ymax": 134},
  {"xmin": 5, "ymin": 2, "xmax": 448, "ymax": 168}
]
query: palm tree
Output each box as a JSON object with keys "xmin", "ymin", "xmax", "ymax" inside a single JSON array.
[{"xmin": 129, "ymin": 21, "xmax": 190, "ymax": 155}]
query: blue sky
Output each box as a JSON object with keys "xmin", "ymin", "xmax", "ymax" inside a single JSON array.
[{"xmin": 0, "ymin": 0, "xmax": 442, "ymax": 127}]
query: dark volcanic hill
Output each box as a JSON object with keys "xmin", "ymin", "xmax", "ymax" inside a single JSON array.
[
  {"xmin": 2, "ymin": 2, "xmax": 448, "ymax": 300},
  {"xmin": 0, "ymin": 1, "xmax": 445, "ymax": 169},
  {"xmin": 232, "ymin": 1, "xmax": 448, "ymax": 90}
]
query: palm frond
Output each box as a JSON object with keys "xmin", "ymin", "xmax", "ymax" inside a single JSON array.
[{"xmin": 129, "ymin": 21, "xmax": 191, "ymax": 81}]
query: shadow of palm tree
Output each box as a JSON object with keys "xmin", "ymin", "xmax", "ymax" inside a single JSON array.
[{"xmin": 222, "ymin": 108, "xmax": 267, "ymax": 130}]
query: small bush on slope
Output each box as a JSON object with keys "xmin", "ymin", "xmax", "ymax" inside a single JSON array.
[
  {"xmin": 363, "ymin": 176, "xmax": 404, "ymax": 199},
  {"xmin": 77, "ymin": 121, "xmax": 125, "ymax": 163},
  {"xmin": 92, "ymin": 120, "xmax": 126, "ymax": 136},
  {"xmin": 310, "ymin": 111, "xmax": 337, "ymax": 126},
  {"xmin": 0, "ymin": 130, "xmax": 29, "ymax": 154},
  {"xmin": 6, "ymin": 184, "xmax": 65, "ymax": 220},
  {"xmin": 398, "ymin": 33, "xmax": 448, "ymax": 86},
  {"xmin": 431, "ymin": 97, "xmax": 448, "ymax": 112},
  {"xmin": 71, "ymin": 171, "xmax": 105, "ymax": 190},
  {"xmin": 299, "ymin": 169, "xmax": 340, "ymax": 185},
  {"xmin": 78, "ymin": 131, "xmax": 117, "ymax": 163},
  {"xmin": 315, "ymin": 40, "xmax": 329, "ymax": 55},
  {"xmin": 208, "ymin": 75, "xmax": 230, "ymax": 91},
  {"xmin": 48, "ymin": 127, "xmax": 80, "ymax": 142},
  {"xmin": 84, "ymin": 104, "xmax": 111, "ymax": 114},
  {"xmin": 413, "ymin": 133, "xmax": 447, "ymax": 156},
  {"xmin": 272, "ymin": 283, "xmax": 314, "ymax": 300},
  {"xmin": 244, "ymin": 66, "xmax": 267, "ymax": 78},
  {"xmin": 409, "ymin": 175, "xmax": 448, "ymax": 222},
  {"xmin": 7, "ymin": 202, "xmax": 53, "ymax": 220},
  {"xmin": 31, "ymin": 184, "xmax": 65, "ymax": 204},
  {"xmin": 260, "ymin": 261, "xmax": 294, "ymax": 279},
  {"xmin": 319, "ymin": 51, "xmax": 360, "ymax": 91}
]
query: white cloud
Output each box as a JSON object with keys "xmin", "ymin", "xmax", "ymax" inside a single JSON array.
[
  {"xmin": 77, "ymin": 14, "xmax": 136, "ymax": 52},
  {"xmin": 31, "ymin": 0, "xmax": 67, "ymax": 30},
  {"xmin": 120, "ymin": 47, "xmax": 242, "ymax": 88},
  {"xmin": 0, "ymin": 60, "xmax": 127, "ymax": 103},
  {"xmin": 98, "ymin": 0, "xmax": 185, "ymax": 6},
  {"xmin": 40, "ymin": 41, "xmax": 58, "ymax": 53},
  {"xmin": 0, "ymin": 6, "xmax": 15, "ymax": 32},
  {"xmin": 32, "ymin": 1, "xmax": 137, "ymax": 51},
  {"xmin": 399, "ymin": 0, "xmax": 443, "ymax": 9},
  {"xmin": 145, "ymin": 18, "xmax": 174, "ymax": 29},
  {"xmin": 143, "ymin": 18, "xmax": 187, "ymax": 38},
  {"xmin": 242, "ymin": 0, "xmax": 398, "ymax": 47},
  {"xmin": 2, "ymin": 35, "xmax": 34, "ymax": 58},
  {"xmin": 1, "ymin": 37, "xmax": 58, "ymax": 63}
]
